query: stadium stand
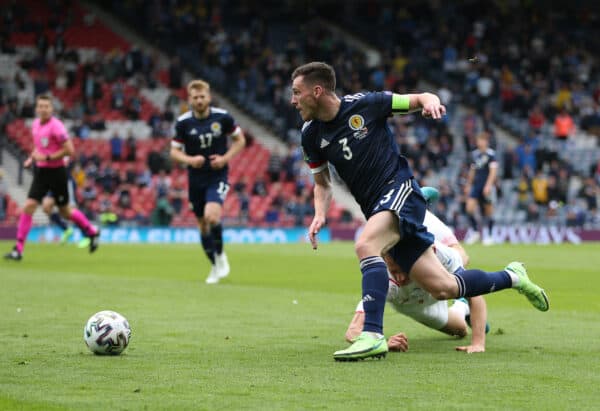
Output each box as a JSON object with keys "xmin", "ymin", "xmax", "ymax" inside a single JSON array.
[{"xmin": 1, "ymin": 0, "xmax": 598, "ymax": 230}]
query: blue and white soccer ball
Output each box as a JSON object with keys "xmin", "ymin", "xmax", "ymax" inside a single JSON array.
[{"xmin": 84, "ymin": 310, "xmax": 131, "ymax": 355}]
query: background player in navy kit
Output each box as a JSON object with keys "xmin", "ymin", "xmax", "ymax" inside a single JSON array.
[
  {"xmin": 290, "ymin": 62, "xmax": 548, "ymax": 361},
  {"xmin": 170, "ymin": 80, "xmax": 246, "ymax": 284},
  {"xmin": 464, "ymin": 131, "xmax": 497, "ymax": 245}
]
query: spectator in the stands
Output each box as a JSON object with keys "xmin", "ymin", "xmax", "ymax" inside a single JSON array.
[
  {"xmin": 267, "ymin": 148, "xmax": 283, "ymax": 183},
  {"xmin": 71, "ymin": 162, "xmax": 86, "ymax": 188},
  {"xmin": 286, "ymin": 192, "xmax": 312, "ymax": 226},
  {"xmin": 0, "ymin": 169, "xmax": 7, "ymax": 221},
  {"xmin": 125, "ymin": 132, "xmax": 137, "ymax": 162},
  {"xmin": 515, "ymin": 139, "xmax": 537, "ymax": 173},
  {"xmin": 234, "ymin": 176, "xmax": 248, "ymax": 194},
  {"xmin": 98, "ymin": 194, "xmax": 119, "ymax": 226},
  {"xmin": 110, "ymin": 132, "xmax": 123, "ymax": 161},
  {"xmin": 476, "ymin": 67, "xmax": 495, "ymax": 113},
  {"xmin": 151, "ymin": 194, "xmax": 174, "ymax": 226},
  {"xmin": 154, "ymin": 169, "xmax": 171, "ymax": 199},
  {"xmin": 528, "ymin": 105, "xmax": 546, "ymax": 134},
  {"xmin": 82, "ymin": 72, "xmax": 101, "ymax": 101},
  {"xmin": 125, "ymin": 94, "xmax": 142, "ymax": 120},
  {"xmin": 136, "ymin": 165, "xmax": 152, "ymax": 188},
  {"xmin": 565, "ymin": 199, "xmax": 586, "ymax": 227},
  {"xmin": 531, "ymin": 170, "xmax": 549, "ymax": 206},
  {"xmin": 97, "ymin": 164, "xmax": 120, "ymax": 193},
  {"xmin": 169, "ymin": 176, "xmax": 186, "ymax": 214},
  {"xmin": 546, "ymin": 175, "xmax": 563, "ymax": 207},
  {"xmin": 579, "ymin": 177, "xmax": 598, "ymax": 214},
  {"xmin": 124, "ymin": 166, "xmax": 137, "ymax": 185},
  {"xmin": 81, "ymin": 181, "xmax": 98, "ymax": 202},
  {"xmin": 117, "ymin": 184, "xmax": 132, "ymax": 209},
  {"xmin": 553, "ymin": 108, "xmax": 575, "ymax": 143},
  {"xmin": 111, "ymin": 82, "xmax": 126, "ymax": 110},
  {"xmin": 252, "ymin": 175, "xmax": 268, "ymax": 197}
]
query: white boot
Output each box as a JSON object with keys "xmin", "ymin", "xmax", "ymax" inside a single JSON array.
[
  {"xmin": 215, "ymin": 252, "xmax": 230, "ymax": 279},
  {"xmin": 205, "ymin": 265, "xmax": 220, "ymax": 284}
]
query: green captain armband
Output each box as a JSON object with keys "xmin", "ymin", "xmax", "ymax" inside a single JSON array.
[{"xmin": 391, "ymin": 93, "xmax": 410, "ymax": 114}]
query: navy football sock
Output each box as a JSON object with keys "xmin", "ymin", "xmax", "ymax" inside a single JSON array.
[
  {"xmin": 200, "ymin": 233, "xmax": 216, "ymax": 265},
  {"xmin": 453, "ymin": 267, "xmax": 512, "ymax": 298},
  {"xmin": 469, "ymin": 215, "xmax": 479, "ymax": 231},
  {"xmin": 360, "ymin": 256, "xmax": 389, "ymax": 334},
  {"xmin": 50, "ymin": 212, "xmax": 68, "ymax": 231},
  {"xmin": 211, "ymin": 224, "xmax": 224, "ymax": 255},
  {"xmin": 487, "ymin": 218, "xmax": 495, "ymax": 232}
]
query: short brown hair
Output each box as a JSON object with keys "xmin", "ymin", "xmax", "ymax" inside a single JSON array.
[
  {"xmin": 36, "ymin": 94, "xmax": 53, "ymax": 103},
  {"xmin": 187, "ymin": 79, "xmax": 210, "ymax": 93},
  {"xmin": 291, "ymin": 62, "xmax": 336, "ymax": 92},
  {"xmin": 476, "ymin": 131, "xmax": 490, "ymax": 141}
]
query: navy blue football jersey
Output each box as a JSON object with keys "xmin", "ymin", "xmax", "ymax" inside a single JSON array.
[
  {"xmin": 172, "ymin": 107, "xmax": 239, "ymax": 181},
  {"xmin": 301, "ymin": 92, "xmax": 413, "ymax": 217},
  {"xmin": 470, "ymin": 148, "xmax": 497, "ymax": 189}
]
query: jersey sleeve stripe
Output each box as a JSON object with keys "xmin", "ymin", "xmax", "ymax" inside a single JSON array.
[
  {"xmin": 171, "ymin": 140, "xmax": 184, "ymax": 149},
  {"xmin": 308, "ymin": 162, "xmax": 328, "ymax": 174},
  {"xmin": 229, "ymin": 125, "xmax": 242, "ymax": 136}
]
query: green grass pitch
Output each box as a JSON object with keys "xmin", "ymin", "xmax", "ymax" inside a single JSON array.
[{"xmin": 1, "ymin": 240, "xmax": 600, "ymax": 410}]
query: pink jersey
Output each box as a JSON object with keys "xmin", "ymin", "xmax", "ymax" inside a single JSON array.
[{"xmin": 32, "ymin": 116, "xmax": 69, "ymax": 168}]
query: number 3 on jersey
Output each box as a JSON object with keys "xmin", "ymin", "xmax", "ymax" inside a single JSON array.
[{"xmin": 339, "ymin": 138, "xmax": 352, "ymax": 160}]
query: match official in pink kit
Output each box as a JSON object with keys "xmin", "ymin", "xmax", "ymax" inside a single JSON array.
[{"xmin": 5, "ymin": 95, "xmax": 100, "ymax": 261}]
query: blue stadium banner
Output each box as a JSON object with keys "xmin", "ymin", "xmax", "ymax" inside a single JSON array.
[{"xmin": 25, "ymin": 226, "xmax": 330, "ymax": 244}]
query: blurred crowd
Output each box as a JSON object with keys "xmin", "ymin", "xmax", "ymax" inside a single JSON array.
[{"xmin": 1, "ymin": 0, "xmax": 599, "ymax": 229}]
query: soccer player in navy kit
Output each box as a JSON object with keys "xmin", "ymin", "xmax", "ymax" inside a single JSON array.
[
  {"xmin": 464, "ymin": 131, "xmax": 497, "ymax": 245},
  {"xmin": 291, "ymin": 62, "xmax": 548, "ymax": 361},
  {"xmin": 171, "ymin": 80, "xmax": 246, "ymax": 284}
]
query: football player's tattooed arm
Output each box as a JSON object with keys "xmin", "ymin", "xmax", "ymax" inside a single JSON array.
[{"xmin": 308, "ymin": 167, "xmax": 332, "ymax": 250}]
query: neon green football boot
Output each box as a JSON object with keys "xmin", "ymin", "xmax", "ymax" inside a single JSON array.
[
  {"xmin": 78, "ymin": 237, "xmax": 91, "ymax": 249},
  {"xmin": 60, "ymin": 227, "xmax": 74, "ymax": 244},
  {"xmin": 505, "ymin": 262, "xmax": 549, "ymax": 312},
  {"xmin": 333, "ymin": 332, "xmax": 388, "ymax": 362}
]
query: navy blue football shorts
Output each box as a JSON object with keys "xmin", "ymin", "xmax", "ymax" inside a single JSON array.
[
  {"xmin": 188, "ymin": 178, "xmax": 230, "ymax": 218},
  {"xmin": 371, "ymin": 177, "xmax": 434, "ymax": 274},
  {"xmin": 469, "ymin": 185, "xmax": 496, "ymax": 207}
]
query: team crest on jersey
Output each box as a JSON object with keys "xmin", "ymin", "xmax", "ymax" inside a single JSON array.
[
  {"xmin": 41, "ymin": 137, "xmax": 49, "ymax": 147},
  {"xmin": 348, "ymin": 114, "xmax": 364, "ymax": 130},
  {"xmin": 348, "ymin": 114, "xmax": 368, "ymax": 139},
  {"xmin": 475, "ymin": 155, "xmax": 489, "ymax": 169},
  {"xmin": 210, "ymin": 122, "xmax": 222, "ymax": 136}
]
